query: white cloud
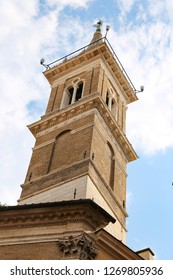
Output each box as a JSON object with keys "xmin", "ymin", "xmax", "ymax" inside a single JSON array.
[
  {"xmin": 107, "ymin": 4, "xmax": 173, "ymax": 154},
  {"xmin": 47, "ymin": 0, "xmax": 93, "ymax": 9},
  {"xmin": 0, "ymin": 0, "xmax": 92, "ymax": 205},
  {"xmin": 117, "ymin": 0, "xmax": 136, "ymax": 14},
  {"xmin": 147, "ymin": 0, "xmax": 165, "ymax": 18},
  {"xmin": 126, "ymin": 23, "xmax": 173, "ymax": 154}
]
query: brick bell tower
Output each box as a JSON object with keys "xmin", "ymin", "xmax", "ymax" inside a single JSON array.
[{"xmin": 18, "ymin": 21, "xmax": 138, "ymax": 245}]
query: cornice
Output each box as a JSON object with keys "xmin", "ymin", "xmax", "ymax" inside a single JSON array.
[
  {"xmin": 28, "ymin": 94, "xmax": 138, "ymax": 162},
  {"xmin": 0, "ymin": 200, "xmax": 115, "ymax": 230},
  {"xmin": 44, "ymin": 42, "xmax": 137, "ymax": 104}
]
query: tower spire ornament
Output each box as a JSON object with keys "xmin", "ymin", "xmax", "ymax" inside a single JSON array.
[{"xmin": 93, "ymin": 19, "xmax": 103, "ymax": 32}]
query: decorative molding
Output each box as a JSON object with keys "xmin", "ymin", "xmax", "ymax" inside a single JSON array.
[
  {"xmin": 58, "ymin": 234, "xmax": 98, "ymax": 260},
  {"xmin": 28, "ymin": 94, "xmax": 137, "ymax": 162},
  {"xmin": 0, "ymin": 200, "xmax": 110, "ymax": 231},
  {"xmin": 70, "ymin": 122, "xmax": 94, "ymax": 135},
  {"xmin": 44, "ymin": 42, "xmax": 137, "ymax": 104},
  {"xmin": 32, "ymin": 139, "xmax": 55, "ymax": 151}
]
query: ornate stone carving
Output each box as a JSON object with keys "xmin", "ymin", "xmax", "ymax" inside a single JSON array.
[{"xmin": 58, "ymin": 234, "xmax": 98, "ymax": 260}]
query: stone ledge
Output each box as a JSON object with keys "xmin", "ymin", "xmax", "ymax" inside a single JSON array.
[{"xmin": 0, "ymin": 199, "xmax": 115, "ymax": 230}]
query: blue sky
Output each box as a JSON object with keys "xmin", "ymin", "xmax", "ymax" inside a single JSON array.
[{"xmin": 0, "ymin": 0, "xmax": 173, "ymax": 260}]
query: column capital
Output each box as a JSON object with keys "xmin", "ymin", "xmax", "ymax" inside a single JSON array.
[{"xmin": 58, "ymin": 234, "xmax": 98, "ymax": 260}]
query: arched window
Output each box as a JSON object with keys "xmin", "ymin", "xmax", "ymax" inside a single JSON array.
[
  {"xmin": 105, "ymin": 91, "xmax": 118, "ymax": 121},
  {"xmin": 61, "ymin": 81, "xmax": 84, "ymax": 109},
  {"xmin": 107, "ymin": 142, "xmax": 115, "ymax": 190},
  {"xmin": 48, "ymin": 130, "xmax": 72, "ymax": 172},
  {"xmin": 61, "ymin": 86, "xmax": 74, "ymax": 108}
]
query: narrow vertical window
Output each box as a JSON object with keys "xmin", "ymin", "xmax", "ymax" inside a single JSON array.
[
  {"xmin": 106, "ymin": 91, "xmax": 109, "ymax": 106},
  {"xmin": 106, "ymin": 90, "xmax": 112, "ymax": 111},
  {"xmin": 61, "ymin": 86, "xmax": 74, "ymax": 108},
  {"xmin": 111, "ymin": 99, "xmax": 117, "ymax": 120},
  {"xmin": 68, "ymin": 87, "xmax": 74, "ymax": 104},
  {"xmin": 107, "ymin": 142, "xmax": 115, "ymax": 190},
  {"xmin": 75, "ymin": 82, "xmax": 83, "ymax": 101},
  {"xmin": 61, "ymin": 80, "xmax": 84, "ymax": 109}
]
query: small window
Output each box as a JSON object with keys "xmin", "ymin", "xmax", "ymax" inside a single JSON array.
[
  {"xmin": 61, "ymin": 86, "xmax": 74, "ymax": 108},
  {"xmin": 75, "ymin": 82, "xmax": 83, "ymax": 101},
  {"xmin": 61, "ymin": 80, "xmax": 84, "ymax": 109},
  {"xmin": 106, "ymin": 92, "xmax": 109, "ymax": 106},
  {"xmin": 68, "ymin": 87, "xmax": 74, "ymax": 105}
]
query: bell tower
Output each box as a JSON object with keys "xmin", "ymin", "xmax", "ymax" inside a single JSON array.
[{"xmin": 18, "ymin": 22, "xmax": 138, "ymax": 244}]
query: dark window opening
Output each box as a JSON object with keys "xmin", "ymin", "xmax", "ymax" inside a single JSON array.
[
  {"xmin": 106, "ymin": 92, "xmax": 109, "ymax": 106},
  {"xmin": 68, "ymin": 87, "xmax": 74, "ymax": 104},
  {"xmin": 83, "ymin": 150, "xmax": 86, "ymax": 159},
  {"xmin": 75, "ymin": 82, "xmax": 83, "ymax": 101},
  {"xmin": 29, "ymin": 172, "xmax": 32, "ymax": 181}
]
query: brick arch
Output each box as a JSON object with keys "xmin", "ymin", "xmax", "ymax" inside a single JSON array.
[
  {"xmin": 55, "ymin": 129, "xmax": 71, "ymax": 140},
  {"xmin": 48, "ymin": 130, "xmax": 72, "ymax": 172}
]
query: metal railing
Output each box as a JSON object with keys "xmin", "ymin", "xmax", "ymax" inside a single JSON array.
[{"xmin": 46, "ymin": 36, "xmax": 136, "ymax": 92}]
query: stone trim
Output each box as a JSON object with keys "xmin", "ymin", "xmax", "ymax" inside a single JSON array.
[
  {"xmin": 0, "ymin": 200, "xmax": 115, "ymax": 230},
  {"xmin": 58, "ymin": 234, "xmax": 98, "ymax": 260},
  {"xmin": 44, "ymin": 42, "xmax": 137, "ymax": 103},
  {"xmin": 28, "ymin": 94, "xmax": 137, "ymax": 162}
]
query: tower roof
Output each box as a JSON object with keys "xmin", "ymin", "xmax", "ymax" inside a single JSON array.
[
  {"xmin": 88, "ymin": 30, "xmax": 103, "ymax": 48},
  {"xmin": 44, "ymin": 40, "xmax": 138, "ymax": 104}
]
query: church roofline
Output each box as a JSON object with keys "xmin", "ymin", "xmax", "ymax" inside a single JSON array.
[
  {"xmin": 0, "ymin": 199, "xmax": 116, "ymax": 224},
  {"xmin": 136, "ymin": 247, "xmax": 155, "ymax": 256}
]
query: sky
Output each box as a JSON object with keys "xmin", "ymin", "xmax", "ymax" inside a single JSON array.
[{"xmin": 0, "ymin": 0, "xmax": 173, "ymax": 260}]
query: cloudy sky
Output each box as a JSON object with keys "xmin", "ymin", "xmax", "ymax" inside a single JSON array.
[{"xmin": 0, "ymin": 0, "xmax": 173, "ymax": 260}]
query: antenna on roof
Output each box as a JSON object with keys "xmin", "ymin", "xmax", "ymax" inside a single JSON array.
[
  {"xmin": 135, "ymin": 85, "xmax": 144, "ymax": 93},
  {"xmin": 40, "ymin": 58, "xmax": 50, "ymax": 70},
  {"xmin": 105, "ymin": 25, "xmax": 110, "ymax": 38}
]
